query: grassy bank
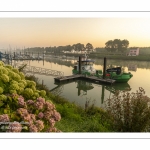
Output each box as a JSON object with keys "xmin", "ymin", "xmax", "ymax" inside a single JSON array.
[
  {"xmin": 48, "ymin": 94, "xmax": 113, "ymax": 132},
  {"xmin": 26, "ymin": 75, "xmax": 150, "ymax": 132},
  {"xmin": 26, "ymin": 75, "xmax": 113, "ymax": 132},
  {"xmin": 89, "ymin": 53, "xmax": 150, "ymax": 61},
  {"xmin": 50, "ymin": 52, "xmax": 150, "ymax": 61}
]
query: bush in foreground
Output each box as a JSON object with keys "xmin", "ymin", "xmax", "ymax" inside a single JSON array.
[
  {"xmin": 0, "ymin": 61, "xmax": 61, "ymax": 132},
  {"xmin": 105, "ymin": 87, "xmax": 150, "ymax": 132}
]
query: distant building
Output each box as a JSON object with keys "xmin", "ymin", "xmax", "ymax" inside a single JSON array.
[{"xmin": 127, "ymin": 47, "xmax": 140, "ymax": 56}]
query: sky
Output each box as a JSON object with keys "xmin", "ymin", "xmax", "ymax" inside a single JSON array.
[{"xmin": 0, "ymin": 17, "xmax": 150, "ymax": 50}]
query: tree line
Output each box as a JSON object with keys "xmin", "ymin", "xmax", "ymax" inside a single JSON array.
[
  {"xmin": 24, "ymin": 43, "xmax": 94, "ymax": 53},
  {"xmin": 105, "ymin": 39, "xmax": 129, "ymax": 53},
  {"xmin": 24, "ymin": 39, "xmax": 131, "ymax": 54}
]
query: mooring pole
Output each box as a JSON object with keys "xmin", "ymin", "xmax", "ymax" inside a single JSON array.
[
  {"xmin": 103, "ymin": 57, "xmax": 107, "ymax": 79},
  {"xmin": 43, "ymin": 52, "xmax": 44, "ymax": 66},
  {"xmin": 42, "ymin": 80, "xmax": 44, "ymax": 87},
  {"xmin": 101, "ymin": 84, "xmax": 105, "ymax": 104},
  {"xmin": 79, "ymin": 56, "xmax": 81, "ymax": 74},
  {"xmin": 8, "ymin": 54, "xmax": 10, "ymax": 65},
  {"xmin": 14, "ymin": 52, "xmax": 15, "ymax": 59}
]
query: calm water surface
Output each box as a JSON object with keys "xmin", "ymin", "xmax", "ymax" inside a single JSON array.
[{"xmin": 17, "ymin": 56, "xmax": 150, "ymax": 109}]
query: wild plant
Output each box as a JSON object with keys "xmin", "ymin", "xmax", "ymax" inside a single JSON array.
[{"xmin": 105, "ymin": 87, "xmax": 150, "ymax": 132}]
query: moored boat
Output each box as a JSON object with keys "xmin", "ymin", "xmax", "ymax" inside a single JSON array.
[
  {"xmin": 72, "ymin": 53, "xmax": 133, "ymax": 83},
  {"xmin": 106, "ymin": 67, "xmax": 133, "ymax": 83}
]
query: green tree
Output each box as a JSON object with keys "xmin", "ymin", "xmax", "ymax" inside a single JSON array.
[
  {"xmin": 72, "ymin": 43, "xmax": 84, "ymax": 51},
  {"xmin": 113, "ymin": 39, "xmax": 121, "ymax": 52},
  {"xmin": 105, "ymin": 40, "xmax": 115, "ymax": 52},
  {"xmin": 105, "ymin": 39, "xmax": 129, "ymax": 53},
  {"xmin": 86, "ymin": 43, "xmax": 93, "ymax": 52},
  {"xmin": 121, "ymin": 39, "xmax": 129, "ymax": 52}
]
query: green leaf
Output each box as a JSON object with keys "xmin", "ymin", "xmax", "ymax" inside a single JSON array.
[
  {"xmin": 4, "ymin": 109, "xmax": 8, "ymax": 114},
  {"xmin": 0, "ymin": 101, "xmax": 4, "ymax": 107}
]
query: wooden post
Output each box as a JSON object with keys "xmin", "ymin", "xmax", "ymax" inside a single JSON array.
[
  {"xmin": 43, "ymin": 52, "xmax": 44, "ymax": 60},
  {"xmin": 43, "ymin": 52, "xmax": 44, "ymax": 66},
  {"xmin": 101, "ymin": 84, "xmax": 105, "ymax": 104},
  {"xmin": 42, "ymin": 80, "xmax": 44, "ymax": 87},
  {"xmin": 103, "ymin": 57, "xmax": 107, "ymax": 79},
  {"xmin": 14, "ymin": 52, "xmax": 15, "ymax": 59},
  {"xmin": 79, "ymin": 56, "xmax": 81, "ymax": 74},
  {"xmin": 8, "ymin": 54, "xmax": 10, "ymax": 65}
]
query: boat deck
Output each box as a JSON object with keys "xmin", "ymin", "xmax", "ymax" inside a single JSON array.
[{"xmin": 54, "ymin": 74, "xmax": 116, "ymax": 84}]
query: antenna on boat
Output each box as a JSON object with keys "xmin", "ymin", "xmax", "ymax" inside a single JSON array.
[{"xmin": 84, "ymin": 51, "xmax": 88, "ymax": 60}]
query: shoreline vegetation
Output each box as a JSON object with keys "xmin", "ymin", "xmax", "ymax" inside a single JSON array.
[
  {"xmin": 45, "ymin": 52, "xmax": 150, "ymax": 61},
  {"xmin": 26, "ymin": 75, "xmax": 150, "ymax": 132},
  {"xmin": 1, "ymin": 61, "xmax": 150, "ymax": 132},
  {"xmin": 23, "ymin": 46, "xmax": 150, "ymax": 61},
  {"xmin": 29, "ymin": 75, "xmax": 113, "ymax": 132}
]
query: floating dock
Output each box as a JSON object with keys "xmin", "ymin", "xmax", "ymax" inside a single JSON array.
[{"xmin": 54, "ymin": 74, "xmax": 116, "ymax": 84}]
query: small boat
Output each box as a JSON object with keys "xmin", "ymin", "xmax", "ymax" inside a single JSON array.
[
  {"xmin": 106, "ymin": 67, "xmax": 133, "ymax": 83},
  {"xmin": 72, "ymin": 52, "xmax": 102, "ymax": 77},
  {"xmin": 72, "ymin": 52, "xmax": 133, "ymax": 83}
]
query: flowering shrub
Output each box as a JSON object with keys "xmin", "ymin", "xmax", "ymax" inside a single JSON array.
[
  {"xmin": 105, "ymin": 87, "xmax": 150, "ymax": 132},
  {"xmin": 0, "ymin": 61, "xmax": 61, "ymax": 132}
]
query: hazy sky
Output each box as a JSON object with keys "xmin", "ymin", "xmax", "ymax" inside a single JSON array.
[{"xmin": 0, "ymin": 17, "xmax": 150, "ymax": 49}]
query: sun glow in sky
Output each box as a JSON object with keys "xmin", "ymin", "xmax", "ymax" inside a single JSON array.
[{"xmin": 0, "ymin": 17, "xmax": 150, "ymax": 49}]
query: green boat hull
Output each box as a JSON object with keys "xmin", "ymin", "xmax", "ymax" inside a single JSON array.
[{"xmin": 72, "ymin": 70, "xmax": 133, "ymax": 83}]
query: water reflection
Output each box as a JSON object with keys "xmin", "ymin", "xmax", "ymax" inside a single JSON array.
[
  {"xmin": 76, "ymin": 80, "xmax": 94, "ymax": 96},
  {"xmin": 12, "ymin": 56, "xmax": 150, "ymax": 108},
  {"xmin": 105, "ymin": 82, "xmax": 131, "ymax": 94},
  {"xmin": 50, "ymin": 79, "xmax": 131, "ymax": 108},
  {"xmin": 128, "ymin": 64, "xmax": 137, "ymax": 72},
  {"xmin": 45, "ymin": 55, "xmax": 150, "ymax": 70}
]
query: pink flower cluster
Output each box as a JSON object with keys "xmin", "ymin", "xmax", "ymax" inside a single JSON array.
[
  {"xmin": 28, "ymin": 120, "xmax": 44, "ymax": 132},
  {"xmin": 18, "ymin": 96, "xmax": 26, "ymax": 107},
  {"xmin": 2, "ymin": 95, "xmax": 62, "ymax": 132},
  {"xmin": 7, "ymin": 121, "xmax": 22, "ymax": 132},
  {"xmin": 35, "ymin": 120, "xmax": 44, "ymax": 131},
  {"xmin": 34, "ymin": 97, "xmax": 46, "ymax": 110},
  {"xmin": 37, "ymin": 97, "xmax": 45, "ymax": 104},
  {"xmin": 11, "ymin": 93, "xmax": 19, "ymax": 99},
  {"xmin": 26, "ymin": 100, "xmax": 34, "ymax": 105},
  {"xmin": 34, "ymin": 101, "xmax": 44, "ymax": 110},
  {"xmin": 45, "ymin": 101, "xmax": 55, "ymax": 110},
  {"xmin": 44, "ymin": 110, "xmax": 53, "ymax": 120},
  {"xmin": 0, "ymin": 114, "xmax": 10, "ymax": 122},
  {"xmin": 52, "ymin": 110, "xmax": 61, "ymax": 121},
  {"xmin": 37, "ymin": 112, "xmax": 44, "ymax": 119},
  {"xmin": 46, "ymin": 127, "xmax": 61, "ymax": 132}
]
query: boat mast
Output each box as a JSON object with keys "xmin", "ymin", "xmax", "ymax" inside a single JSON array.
[{"xmin": 84, "ymin": 51, "xmax": 87, "ymax": 60}]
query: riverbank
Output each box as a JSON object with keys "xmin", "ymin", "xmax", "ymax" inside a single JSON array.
[
  {"xmin": 27, "ymin": 75, "xmax": 113, "ymax": 132},
  {"xmin": 47, "ymin": 52, "xmax": 150, "ymax": 61},
  {"xmin": 26, "ymin": 75, "xmax": 150, "ymax": 132}
]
